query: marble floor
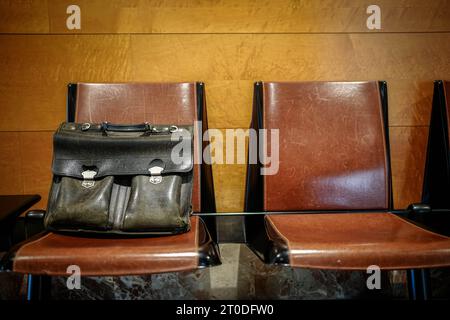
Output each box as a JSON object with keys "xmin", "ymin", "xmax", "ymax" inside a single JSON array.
[{"xmin": 1, "ymin": 244, "xmax": 449, "ymax": 299}]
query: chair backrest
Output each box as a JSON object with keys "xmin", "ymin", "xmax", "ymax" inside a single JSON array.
[
  {"xmin": 261, "ymin": 81, "xmax": 391, "ymax": 211},
  {"xmin": 422, "ymin": 80, "xmax": 450, "ymax": 208},
  {"xmin": 69, "ymin": 82, "xmax": 204, "ymax": 212}
]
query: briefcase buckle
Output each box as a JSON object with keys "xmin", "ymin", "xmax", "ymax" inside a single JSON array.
[
  {"xmin": 81, "ymin": 170, "xmax": 97, "ymax": 188},
  {"xmin": 149, "ymin": 166, "xmax": 164, "ymax": 184}
]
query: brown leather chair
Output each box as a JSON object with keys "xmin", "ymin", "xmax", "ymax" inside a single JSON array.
[
  {"xmin": 244, "ymin": 81, "xmax": 450, "ymax": 297},
  {"xmin": 1, "ymin": 82, "xmax": 220, "ymax": 298}
]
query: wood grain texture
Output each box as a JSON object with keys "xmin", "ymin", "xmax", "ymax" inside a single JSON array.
[
  {"xmin": 0, "ymin": 132, "xmax": 23, "ymax": 195},
  {"xmin": 211, "ymin": 128, "xmax": 249, "ymax": 212},
  {"xmin": 205, "ymin": 81, "xmax": 253, "ymax": 130},
  {"xmin": 132, "ymin": 33, "xmax": 450, "ymax": 92},
  {"xmin": 0, "ymin": 131, "xmax": 52, "ymax": 210},
  {"xmin": 19, "ymin": 131, "xmax": 53, "ymax": 210},
  {"xmin": 0, "ymin": 1, "xmax": 446, "ymax": 213},
  {"xmin": 1, "ymin": 34, "xmax": 449, "ymax": 131},
  {"xmin": 0, "ymin": 0, "xmax": 49, "ymax": 33},
  {"xmin": 1, "ymin": 0, "xmax": 450, "ymax": 33},
  {"xmin": 0, "ymin": 35, "xmax": 132, "ymax": 131},
  {"xmin": 213, "ymin": 164, "xmax": 247, "ymax": 212},
  {"xmin": 390, "ymin": 126, "xmax": 429, "ymax": 210}
]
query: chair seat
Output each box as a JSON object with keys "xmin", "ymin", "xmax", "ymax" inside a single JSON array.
[
  {"xmin": 5, "ymin": 216, "xmax": 220, "ymax": 276},
  {"xmin": 265, "ymin": 213, "xmax": 450, "ymax": 270}
]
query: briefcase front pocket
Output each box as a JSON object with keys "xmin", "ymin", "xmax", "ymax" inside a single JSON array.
[
  {"xmin": 122, "ymin": 174, "xmax": 191, "ymax": 233},
  {"xmin": 45, "ymin": 175, "xmax": 114, "ymax": 231}
]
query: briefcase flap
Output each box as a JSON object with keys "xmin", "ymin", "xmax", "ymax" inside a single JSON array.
[{"xmin": 52, "ymin": 123, "xmax": 194, "ymax": 179}]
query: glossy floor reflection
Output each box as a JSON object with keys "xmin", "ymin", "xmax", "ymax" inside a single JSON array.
[
  {"xmin": 50, "ymin": 244, "xmax": 406, "ymax": 300},
  {"xmin": 4, "ymin": 244, "xmax": 450, "ymax": 299}
]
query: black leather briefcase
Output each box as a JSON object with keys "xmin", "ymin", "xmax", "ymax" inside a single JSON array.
[{"xmin": 44, "ymin": 122, "xmax": 194, "ymax": 235}]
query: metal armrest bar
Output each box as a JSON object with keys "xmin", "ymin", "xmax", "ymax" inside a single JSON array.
[{"xmin": 192, "ymin": 208, "xmax": 450, "ymax": 217}]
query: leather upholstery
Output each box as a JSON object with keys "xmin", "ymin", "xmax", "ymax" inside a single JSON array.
[
  {"xmin": 76, "ymin": 83, "xmax": 201, "ymax": 212},
  {"xmin": 5, "ymin": 82, "xmax": 220, "ymax": 275},
  {"xmin": 76, "ymin": 83, "xmax": 197, "ymax": 125},
  {"xmin": 263, "ymin": 81, "xmax": 389, "ymax": 211},
  {"xmin": 12, "ymin": 217, "xmax": 203, "ymax": 275},
  {"xmin": 51, "ymin": 123, "xmax": 194, "ymax": 178},
  {"xmin": 261, "ymin": 81, "xmax": 450, "ymax": 270},
  {"xmin": 265, "ymin": 213, "xmax": 450, "ymax": 270}
]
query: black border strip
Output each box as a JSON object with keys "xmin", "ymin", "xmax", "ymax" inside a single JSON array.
[{"xmin": 67, "ymin": 83, "xmax": 77, "ymax": 122}]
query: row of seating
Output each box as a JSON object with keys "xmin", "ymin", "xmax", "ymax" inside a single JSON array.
[{"xmin": 1, "ymin": 80, "xmax": 450, "ymax": 300}]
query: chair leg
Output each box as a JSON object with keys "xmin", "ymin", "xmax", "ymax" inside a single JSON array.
[
  {"xmin": 407, "ymin": 269, "xmax": 431, "ymax": 300},
  {"xmin": 27, "ymin": 275, "xmax": 51, "ymax": 300}
]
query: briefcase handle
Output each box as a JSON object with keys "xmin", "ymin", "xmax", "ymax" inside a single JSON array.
[{"xmin": 101, "ymin": 122, "xmax": 152, "ymax": 133}]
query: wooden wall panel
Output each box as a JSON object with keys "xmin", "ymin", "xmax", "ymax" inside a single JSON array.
[
  {"xmin": 205, "ymin": 81, "xmax": 253, "ymax": 129},
  {"xmin": 0, "ymin": 131, "xmax": 52, "ymax": 210},
  {"xmin": 390, "ymin": 126, "xmax": 429, "ymax": 209},
  {"xmin": 213, "ymin": 164, "xmax": 246, "ymax": 212},
  {"xmin": 0, "ymin": 1, "xmax": 448, "ymax": 212},
  {"xmin": 237, "ymin": 34, "xmax": 450, "ymax": 126},
  {"xmin": 387, "ymin": 80, "xmax": 434, "ymax": 127},
  {"xmin": 212, "ymin": 129, "xmax": 249, "ymax": 212},
  {"xmin": 19, "ymin": 131, "xmax": 53, "ymax": 210},
  {"xmin": 2, "ymin": 0, "xmax": 450, "ymax": 33},
  {"xmin": 0, "ymin": 35, "xmax": 132, "ymax": 131},
  {"xmin": 0, "ymin": 132, "xmax": 23, "ymax": 194},
  {"xmin": 0, "ymin": 0, "xmax": 49, "ymax": 33},
  {"xmin": 1, "ymin": 34, "xmax": 449, "ymax": 131}
]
